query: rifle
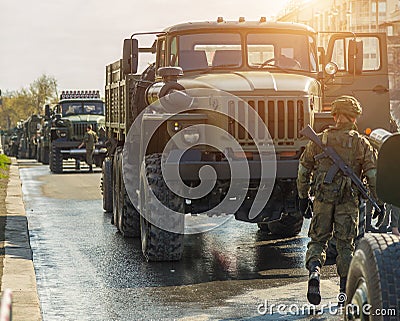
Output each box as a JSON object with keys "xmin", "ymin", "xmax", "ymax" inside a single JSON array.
[{"xmin": 300, "ymin": 125, "xmax": 381, "ymax": 213}]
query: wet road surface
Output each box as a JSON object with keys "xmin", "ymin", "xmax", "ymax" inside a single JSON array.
[{"xmin": 19, "ymin": 160, "xmax": 344, "ymax": 320}]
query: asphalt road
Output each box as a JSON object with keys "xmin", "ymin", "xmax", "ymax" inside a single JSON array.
[{"xmin": 19, "ymin": 159, "xmax": 344, "ymax": 321}]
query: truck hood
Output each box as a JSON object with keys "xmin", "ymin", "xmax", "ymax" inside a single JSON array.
[
  {"xmin": 62, "ymin": 114, "xmax": 105, "ymax": 123},
  {"xmin": 179, "ymin": 71, "xmax": 320, "ymax": 95}
]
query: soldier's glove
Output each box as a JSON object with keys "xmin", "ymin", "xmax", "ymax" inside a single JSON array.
[
  {"xmin": 372, "ymin": 204, "xmax": 386, "ymax": 228},
  {"xmin": 299, "ymin": 197, "xmax": 313, "ymax": 219}
]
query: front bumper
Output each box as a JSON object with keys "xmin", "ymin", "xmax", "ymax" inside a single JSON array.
[{"xmin": 164, "ymin": 152, "xmax": 299, "ymax": 180}]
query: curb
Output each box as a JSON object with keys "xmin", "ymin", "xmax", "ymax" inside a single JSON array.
[{"xmin": 1, "ymin": 158, "xmax": 41, "ymax": 320}]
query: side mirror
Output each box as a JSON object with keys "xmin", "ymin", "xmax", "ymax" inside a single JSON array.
[
  {"xmin": 122, "ymin": 38, "xmax": 139, "ymax": 75},
  {"xmin": 348, "ymin": 39, "xmax": 363, "ymax": 75},
  {"xmin": 325, "ymin": 62, "xmax": 338, "ymax": 76},
  {"xmin": 45, "ymin": 104, "xmax": 50, "ymax": 119}
]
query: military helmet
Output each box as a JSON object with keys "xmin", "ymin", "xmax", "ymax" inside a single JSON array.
[{"xmin": 331, "ymin": 95, "xmax": 362, "ymax": 117}]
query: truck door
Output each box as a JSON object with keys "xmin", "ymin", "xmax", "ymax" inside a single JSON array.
[{"xmin": 323, "ymin": 33, "xmax": 390, "ymax": 132}]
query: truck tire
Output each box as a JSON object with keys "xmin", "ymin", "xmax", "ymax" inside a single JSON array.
[
  {"xmin": 345, "ymin": 234, "xmax": 400, "ymax": 321},
  {"xmin": 42, "ymin": 146, "xmax": 49, "ymax": 165},
  {"xmin": 267, "ymin": 211, "xmax": 303, "ymax": 237},
  {"xmin": 113, "ymin": 149, "xmax": 140, "ymax": 237},
  {"xmin": 121, "ymin": 185, "xmax": 140, "ymax": 238},
  {"xmin": 140, "ymin": 153, "xmax": 184, "ymax": 261},
  {"xmin": 102, "ymin": 157, "xmax": 113, "ymax": 212},
  {"xmin": 50, "ymin": 143, "xmax": 63, "ymax": 173},
  {"xmin": 112, "ymin": 151, "xmax": 120, "ymax": 228}
]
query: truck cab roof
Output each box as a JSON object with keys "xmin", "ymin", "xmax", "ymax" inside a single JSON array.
[{"xmin": 162, "ymin": 20, "xmax": 316, "ymax": 35}]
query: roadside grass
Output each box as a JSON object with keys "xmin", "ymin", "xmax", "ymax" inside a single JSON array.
[
  {"xmin": 0, "ymin": 154, "xmax": 11, "ymax": 179},
  {"xmin": 0, "ymin": 155, "xmax": 10, "ymax": 288}
]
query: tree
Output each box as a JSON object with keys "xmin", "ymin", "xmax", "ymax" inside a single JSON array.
[
  {"xmin": 29, "ymin": 74, "xmax": 58, "ymax": 115},
  {"xmin": 0, "ymin": 74, "xmax": 58, "ymax": 129}
]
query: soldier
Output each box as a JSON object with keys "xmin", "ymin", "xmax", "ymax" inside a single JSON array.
[
  {"xmin": 78, "ymin": 125, "xmax": 98, "ymax": 173},
  {"xmin": 297, "ymin": 96, "xmax": 385, "ymax": 305}
]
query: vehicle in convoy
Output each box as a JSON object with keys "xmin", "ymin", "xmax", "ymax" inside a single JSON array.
[
  {"xmin": 103, "ymin": 18, "xmax": 393, "ymax": 261},
  {"xmin": 18, "ymin": 114, "xmax": 43, "ymax": 159},
  {"xmin": 43, "ymin": 90, "xmax": 107, "ymax": 173},
  {"xmin": 36, "ymin": 107, "xmax": 53, "ymax": 164},
  {"xmin": 345, "ymin": 129, "xmax": 400, "ymax": 321},
  {"xmin": 3, "ymin": 123, "xmax": 24, "ymax": 157}
]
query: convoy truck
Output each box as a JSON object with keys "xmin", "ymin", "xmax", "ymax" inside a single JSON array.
[
  {"xmin": 43, "ymin": 90, "xmax": 107, "ymax": 173},
  {"xmin": 103, "ymin": 19, "xmax": 393, "ymax": 261},
  {"xmin": 18, "ymin": 114, "xmax": 43, "ymax": 159},
  {"xmin": 36, "ymin": 110, "xmax": 52, "ymax": 164}
]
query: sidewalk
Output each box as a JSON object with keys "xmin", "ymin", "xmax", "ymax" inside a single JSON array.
[{"xmin": 1, "ymin": 158, "xmax": 41, "ymax": 320}]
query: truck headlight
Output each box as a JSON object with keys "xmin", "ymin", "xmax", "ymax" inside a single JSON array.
[{"xmin": 182, "ymin": 129, "xmax": 200, "ymax": 144}]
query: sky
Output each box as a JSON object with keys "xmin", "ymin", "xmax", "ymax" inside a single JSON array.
[{"xmin": 0, "ymin": 0, "xmax": 292, "ymax": 94}]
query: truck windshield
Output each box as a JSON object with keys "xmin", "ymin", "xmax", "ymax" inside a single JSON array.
[
  {"xmin": 247, "ymin": 33, "xmax": 315, "ymax": 72},
  {"xmin": 176, "ymin": 32, "xmax": 316, "ymax": 72},
  {"xmin": 61, "ymin": 101, "xmax": 105, "ymax": 116},
  {"xmin": 177, "ymin": 33, "xmax": 242, "ymax": 71}
]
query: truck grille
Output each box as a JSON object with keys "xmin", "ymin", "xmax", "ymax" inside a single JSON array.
[
  {"xmin": 228, "ymin": 98, "xmax": 305, "ymax": 144},
  {"xmin": 73, "ymin": 122, "xmax": 98, "ymax": 138}
]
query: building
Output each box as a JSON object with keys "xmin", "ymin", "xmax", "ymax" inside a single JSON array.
[{"xmin": 277, "ymin": 0, "xmax": 400, "ymax": 121}]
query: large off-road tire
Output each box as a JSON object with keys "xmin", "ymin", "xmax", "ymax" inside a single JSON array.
[
  {"xmin": 267, "ymin": 211, "xmax": 304, "ymax": 237},
  {"xmin": 112, "ymin": 151, "xmax": 120, "ymax": 227},
  {"xmin": 50, "ymin": 143, "xmax": 63, "ymax": 173},
  {"xmin": 345, "ymin": 234, "xmax": 400, "ymax": 321},
  {"xmin": 112, "ymin": 149, "xmax": 140, "ymax": 237},
  {"xmin": 140, "ymin": 153, "xmax": 184, "ymax": 261},
  {"xmin": 42, "ymin": 146, "xmax": 49, "ymax": 165},
  {"xmin": 102, "ymin": 157, "xmax": 113, "ymax": 213},
  {"xmin": 121, "ymin": 185, "xmax": 140, "ymax": 238}
]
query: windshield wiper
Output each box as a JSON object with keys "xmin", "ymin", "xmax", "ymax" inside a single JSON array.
[{"xmin": 256, "ymin": 63, "xmax": 290, "ymax": 73}]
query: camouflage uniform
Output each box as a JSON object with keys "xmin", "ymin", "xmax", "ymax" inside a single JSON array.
[
  {"xmin": 298, "ymin": 96, "xmax": 386, "ymax": 306},
  {"xmin": 297, "ymin": 97, "xmax": 379, "ymax": 279},
  {"xmin": 83, "ymin": 129, "xmax": 98, "ymax": 167}
]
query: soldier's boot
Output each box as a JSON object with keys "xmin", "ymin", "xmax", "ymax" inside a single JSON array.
[
  {"xmin": 307, "ymin": 261, "xmax": 321, "ymax": 305},
  {"xmin": 88, "ymin": 164, "xmax": 93, "ymax": 173},
  {"xmin": 338, "ymin": 277, "xmax": 347, "ymax": 307}
]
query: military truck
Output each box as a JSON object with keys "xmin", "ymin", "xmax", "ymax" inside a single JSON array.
[
  {"xmin": 36, "ymin": 109, "xmax": 51, "ymax": 164},
  {"xmin": 44, "ymin": 90, "xmax": 107, "ymax": 173},
  {"xmin": 18, "ymin": 114, "xmax": 43, "ymax": 159},
  {"xmin": 103, "ymin": 19, "xmax": 392, "ymax": 261},
  {"xmin": 5, "ymin": 123, "xmax": 23, "ymax": 157}
]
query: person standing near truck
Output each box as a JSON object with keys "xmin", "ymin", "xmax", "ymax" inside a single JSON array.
[
  {"xmin": 296, "ymin": 96, "xmax": 385, "ymax": 305},
  {"xmin": 78, "ymin": 125, "xmax": 98, "ymax": 173}
]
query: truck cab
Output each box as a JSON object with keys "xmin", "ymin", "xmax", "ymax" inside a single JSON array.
[
  {"xmin": 46, "ymin": 90, "xmax": 107, "ymax": 173},
  {"xmin": 105, "ymin": 19, "xmax": 392, "ymax": 261}
]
